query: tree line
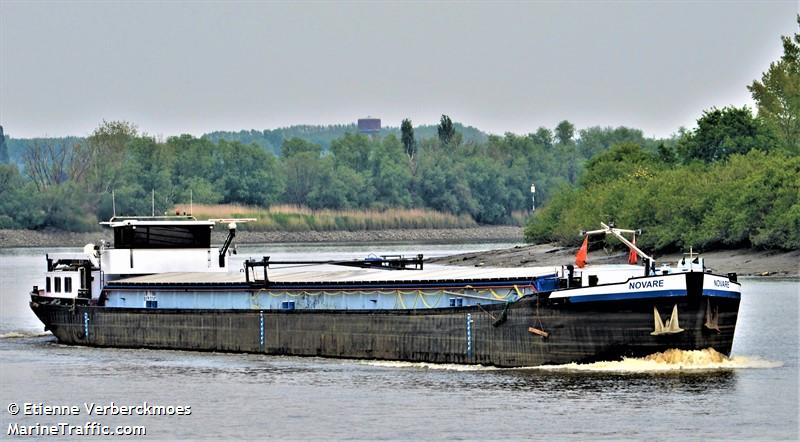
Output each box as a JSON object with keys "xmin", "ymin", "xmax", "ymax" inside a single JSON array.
[
  {"xmin": 202, "ymin": 121, "xmax": 489, "ymax": 156},
  {"xmin": 0, "ymin": 115, "xmax": 656, "ymax": 231},
  {"xmin": 525, "ymin": 18, "xmax": 800, "ymax": 252}
]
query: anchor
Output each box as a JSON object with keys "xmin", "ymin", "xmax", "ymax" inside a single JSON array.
[
  {"xmin": 651, "ymin": 304, "xmax": 684, "ymax": 336},
  {"xmin": 704, "ymin": 298, "xmax": 720, "ymax": 332}
]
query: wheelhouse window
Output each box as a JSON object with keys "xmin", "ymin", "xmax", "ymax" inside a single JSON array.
[
  {"xmin": 449, "ymin": 298, "xmax": 463, "ymax": 307},
  {"xmin": 54, "ymin": 277, "xmax": 61, "ymax": 293},
  {"xmin": 65, "ymin": 277, "xmax": 72, "ymax": 293},
  {"xmin": 46, "ymin": 277, "xmax": 51, "ymax": 293},
  {"xmin": 114, "ymin": 225, "xmax": 211, "ymax": 249}
]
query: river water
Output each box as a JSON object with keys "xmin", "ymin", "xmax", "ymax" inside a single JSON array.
[{"xmin": 0, "ymin": 243, "xmax": 798, "ymax": 440}]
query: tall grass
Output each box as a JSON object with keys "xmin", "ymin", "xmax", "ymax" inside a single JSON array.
[{"xmin": 173, "ymin": 204, "xmax": 478, "ymax": 231}]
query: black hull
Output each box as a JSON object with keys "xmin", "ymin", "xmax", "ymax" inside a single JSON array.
[{"xmin": 29, "ymin": 292, "xmax": 739, "ymax": 367}]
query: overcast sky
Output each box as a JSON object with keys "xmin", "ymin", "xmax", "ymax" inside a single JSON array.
[{"xmin": 1, "ymin": 1, "xmax": 797, "ymax": 139}]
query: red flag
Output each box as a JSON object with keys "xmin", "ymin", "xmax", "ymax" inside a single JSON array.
[
  {"xmin": 576, "ymin": 236, "xmax": 588, "ymax": 268},
  {"xmin": 628, "ymin": 235, "xmax": 638, "ymax": 265}
]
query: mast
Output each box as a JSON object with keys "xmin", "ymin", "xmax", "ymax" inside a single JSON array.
[{"xmin": 581, "ymin": 222, "xmax": 655, "ymax": 264}]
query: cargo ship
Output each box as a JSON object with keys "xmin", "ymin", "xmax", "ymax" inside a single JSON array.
[{"xmin": 29, "ymin": 218, "xmax": 741, "ymax": 367}]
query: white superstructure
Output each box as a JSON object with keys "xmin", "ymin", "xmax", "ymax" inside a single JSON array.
[
  {"xmin": 98, "ymin": 219, "xmax": 226, "ymax": 275},
  {"xmin": 37, "ymin": 216, "xmax": 249, "ymax": 301}
]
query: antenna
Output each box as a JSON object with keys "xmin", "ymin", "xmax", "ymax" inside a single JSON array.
[
  {"xmin": 112, "ymin": 190, "xmax": 116, "ymax": 217},
  {"xmin": 151, "ymin": 189, "xmax": 155, "ymax": 216}
]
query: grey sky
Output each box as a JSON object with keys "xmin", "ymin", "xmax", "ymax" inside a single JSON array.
[{"xmin": 1, "ymin": 1, "xmax": 797, "ymax": 139}]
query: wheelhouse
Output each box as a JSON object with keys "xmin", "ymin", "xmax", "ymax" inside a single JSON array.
[
  {"xmin": 103, "ymin": 217, "xmax": 214, "ymax": 249},
  {"xmin": 96, "ymin": 217, "xmax": 229, "ymax": 276},
  {"xmin": 39, "ymin": 257, "xmax": 97, "ymax": 300}
]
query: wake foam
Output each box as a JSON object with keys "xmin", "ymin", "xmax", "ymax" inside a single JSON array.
[
  {"xmin": 0, "ymin": 331, "xmax": 51, "ymax": 339},
  {"xmin": 359, "ymin": 349, "xmax": 782, "ymax": 372},
  {"xmin": 536, "ymin": 348, "xmax": 783, "ymax": 372},
  {"xmin": 360, "ymin": 360, "xmax": 498, "ymax": 371}
]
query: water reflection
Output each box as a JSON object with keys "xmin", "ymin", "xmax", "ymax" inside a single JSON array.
[
  {"xmin": 496, "ymin": 369, "xmax": 737, "ymax": 395},
  {"xmin": 7, "ymin": 336, "xmax": 751, "ymax": 395}
]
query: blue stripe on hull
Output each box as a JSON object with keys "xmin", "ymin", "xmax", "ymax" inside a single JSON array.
[
  {"xmin": 703, "ymin": 289, "xmax": 741, "ymax": 299},
  {"xmin": 567, "ymin": 289, "xmax": 686, "ymax": 303}
]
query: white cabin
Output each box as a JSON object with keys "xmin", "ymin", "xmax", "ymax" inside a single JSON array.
[
  {"xmin": 35, "ymin": 216, "xmax": 245, "ymax": 303},
  {"xmin": 40, "ymin": 254, "xmax": 101, "ymax": 300},
  {"xmin": 98, "ymin": 218, "xmax": 230, "ymax": 276}
]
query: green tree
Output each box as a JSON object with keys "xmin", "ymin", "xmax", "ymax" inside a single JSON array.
[
  {"xmin": 0, "ymin": 125, "xmax": 8, "ymax": 164},
  {"xmin": 370, "ymin": 135, "xmax": 412, "ymax": 208},
  {"xmin": 465, "ymin": 158, "xmax": 511, "ymax": 223},
  {"xmin": 555, "ymin": 143, "xmax": 581, "ymax": 184},
  {"xmin": 401, "ymin": 118, "xmax": 416, "ymax": 162},
  {"xmin": 417, "ymin": 153, "xmax": 476, "ymax": 215},
  {"xmin": 113, "ymin": 136, "xmax": 176, "ymax": 216},
  {"xmin": 580, "ymin": 142, "xmax": 655, "ymax": 187},
  {"xmin": 437, "ymin": 115, "xmax": 456, "ymax": 146},
  {"xmin": 280, "ymin": 137, "xmax": 323, "ymax": 205},
  {"xmin": 307, "ymin": 159, "xmax": 370, "ymax": 210},
  {"xmin": 525, "ymin": 148, "xmax": 800, "ymax": 252},
  {"xmin": 656, "ymin": 142, "xmax": 676, "ymax": 164},
  {"xmin": 280, "ymin": 137, "xmax": 322, "ymax": 158},
  {"xmin": 167, "ymin": 135, "xmax": 224, "ymax": 204},
  {"xmin": 748, "ymin": 15, "xmax": 800, "ymax": 152},
  {"xmin": 0, "ymin": 164, "xmax": 26, "ymax": 227},
  {"xmin": 677, "ymin": 106, "xmax": 774, "ymax": 162},
  {"xmin": 85, "ymin": 120, "xmax": 138, "ymax": 195},
  {"xmin": 219, "ymin": 141, "xmax": 283, "ymax": 206},
  {"xmin": 577, "ymin": 126, "xmax": 645, "ymax": 158},
  {"xmin": 555, "ymin": 120, "xmax": 575, "ymax": 145},
  {"xmin": 330, "ymin": 133, "xmax": 371, "ymax": 172},
  {"xmin": 530, "ymin": 127, "xmax": 554, "ymax": 149}
]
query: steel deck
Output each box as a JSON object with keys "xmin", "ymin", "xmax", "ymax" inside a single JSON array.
[{"xmin": 110, "ymin": 264, "xmax": 559, "ymax": 286}]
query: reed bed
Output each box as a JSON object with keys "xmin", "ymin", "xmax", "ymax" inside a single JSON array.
[{"xmin": 173, "ymin": 204, "xmax": 478, "ymax": 231}]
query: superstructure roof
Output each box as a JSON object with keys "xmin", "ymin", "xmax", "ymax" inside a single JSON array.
[{"xmin": 100, "ymin": 219, "xmax": 215, "ymax": 228}]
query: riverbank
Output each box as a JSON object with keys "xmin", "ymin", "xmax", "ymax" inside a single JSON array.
[
  {"xmin": 3, "ymin": 227, "xmax": 796, "ymax": 277},
  {"xmin": 0, "ymin": 226, "xmax": 524, "ymax": 248},
  {"xmin": 429, "ymin": 243, "xmax": 800, "ymax": 277}
]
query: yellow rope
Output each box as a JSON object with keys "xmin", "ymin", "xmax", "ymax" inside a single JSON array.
[
  {"xmin": 417, "ymin": 289, "xmax": 433, "ymax": 308},
  {"xmin": 254, "ymin": 286, "xmax": 520, "ymax": 308},
  {"xmin": 514, "ymin": 285, "xmax": 525, "ymax": 300},
  {"xmin": 397, "ymin": 290, "xmax": 407, "ymax": 309},
  {"xmin": 489, "ymin": 288, "xmax": 511, "ymax": 300},
  {"xmin": 432, "ymin": 290, "xmax": 446, "ymax": 308}
]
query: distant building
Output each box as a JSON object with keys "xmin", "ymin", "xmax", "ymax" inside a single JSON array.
[{"xmin": 357, "ymin": 117, "xmax": 381, "ymax": 135}]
